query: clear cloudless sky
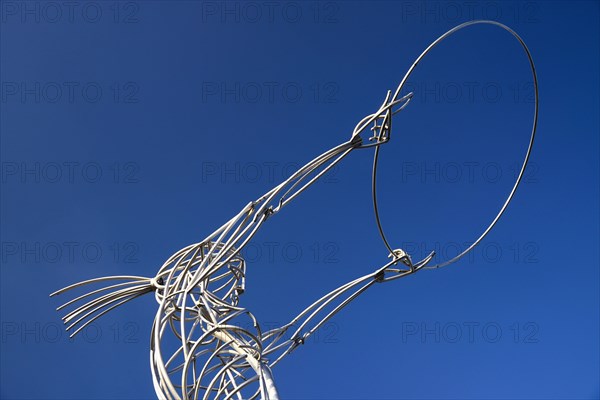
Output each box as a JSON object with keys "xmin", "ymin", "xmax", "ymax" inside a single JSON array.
[{"xmin": 1, "ymin": 1, "xmax": 598, "ymax": 399}]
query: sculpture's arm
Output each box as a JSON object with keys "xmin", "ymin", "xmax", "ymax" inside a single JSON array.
[
  {"xmin": 259, "ymin": 249, "xmax": 436, "ymax": 367},
  {"xmin": 185, "ymin": 91, "xmax": 415, "ymax": 291}
]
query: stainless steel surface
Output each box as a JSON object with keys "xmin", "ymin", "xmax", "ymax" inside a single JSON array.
[{"xmin": 50, "ymin": 21, "xmax": 538, "ymax": 400}]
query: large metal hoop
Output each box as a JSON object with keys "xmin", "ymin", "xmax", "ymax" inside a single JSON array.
[{"xmin": 371, "ymin": 20, "xmax": 539, "ymax": 269}]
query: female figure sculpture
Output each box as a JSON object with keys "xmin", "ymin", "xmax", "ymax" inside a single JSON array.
[{"xmin": 51, "ymin": 20, "xmax": 538, "ymax": 400}]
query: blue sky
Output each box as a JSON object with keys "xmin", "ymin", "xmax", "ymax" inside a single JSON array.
[{"xmin": 1, "ymin": 1, "xmax": 598, "ymax": 399}]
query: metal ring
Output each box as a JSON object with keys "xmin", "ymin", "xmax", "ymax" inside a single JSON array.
[{"xmin": 371, "ymin": 20, "xmax": 539, "ymax": 269}]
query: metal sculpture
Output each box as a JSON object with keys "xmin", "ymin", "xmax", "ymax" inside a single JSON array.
[{"xmin": 51, "ymin": 20, "xmax": 538, "ymax": 400}]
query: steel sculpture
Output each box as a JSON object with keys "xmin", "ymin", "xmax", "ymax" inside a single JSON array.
[{"xmin": 51, "ymin": 20, "xmax": 538, "ymax": 400}]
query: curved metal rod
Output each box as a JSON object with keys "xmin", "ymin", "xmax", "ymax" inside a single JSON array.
[{"xmin": 371, "ymin": 19, "xmax": 539, "ymax": 269}]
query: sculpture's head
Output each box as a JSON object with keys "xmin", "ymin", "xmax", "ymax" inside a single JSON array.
[{"xmin": 153, "ymin": 240, "xmax": 246, "ymax": 308}]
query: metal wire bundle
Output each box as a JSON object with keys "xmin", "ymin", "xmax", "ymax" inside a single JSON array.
[{"xmin": 51, "ymin": 20, "xmax": 538, "ymax": 400}]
